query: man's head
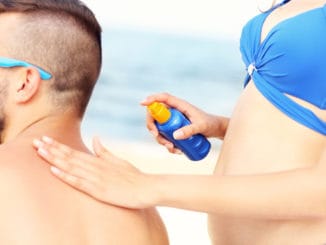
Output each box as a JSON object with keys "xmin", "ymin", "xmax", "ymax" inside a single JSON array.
[{"xmin": 0, "ymin": 0, "xmax": 102, "ymax": 140}]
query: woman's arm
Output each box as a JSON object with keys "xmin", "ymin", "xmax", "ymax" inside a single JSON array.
[
  {"xmin": 33, "ymin": 136, "xmax": 326, "ymax": 219},
  {"xmin": 153, "ymin": 168, "xmax": 326, "ymax": 219}
]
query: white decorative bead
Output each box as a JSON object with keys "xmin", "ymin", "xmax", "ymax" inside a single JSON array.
[{"xmin": 247, "ymin": 63, "xmax": 256, "ymax": 76}]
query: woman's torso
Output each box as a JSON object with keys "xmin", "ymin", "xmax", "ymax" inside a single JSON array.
[
  {"xmin": 209, "ymin": 81, "xmax": 326, "ymax": 245},
  {"xmin": 208, "ymin": 0, "xmax": 326, "ymax": 244}
]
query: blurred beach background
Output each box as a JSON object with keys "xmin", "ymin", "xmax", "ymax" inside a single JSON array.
[{"xmin": 81, "ymin": 0, "xmax": 261, "ymax": 244}]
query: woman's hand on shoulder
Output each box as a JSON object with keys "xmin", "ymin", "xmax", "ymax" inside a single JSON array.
[{"xmin": 33, "ymin": 136, "xmax": 157, "ymax": 209}]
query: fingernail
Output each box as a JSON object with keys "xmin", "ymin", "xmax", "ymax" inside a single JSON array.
[
  {"xmin": 140, "ymin": 98, "xmax": 150, "ymax": 105},
  {"xmin": 165, "ymin": 143, "xmax": 173, "ymax": 149},
  {"xmin": 150, "ymin": 130, "xmax": 158, "ymax": 137},
  {"xmin": 173, "ymin": 130, "xmax": 184, "ymax": 139},
  {"xmin": 175, "ymin": 149, "xmax": 183, "ymax": 155},
  {"xmin": 33, "ymin": 139, "xmax": 43, "ymax": 148},
  {"xmin": 37, "ymin": 147, "xmax": 49, "ymax": 156},
  {"xmin": 42, "ymin": 136, "xmax": 53, "ymax": 144},
  {"xmin": 50, "ymin": 166, "xmax": 61, "ymax": 175}
]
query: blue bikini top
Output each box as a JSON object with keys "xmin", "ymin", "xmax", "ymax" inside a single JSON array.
[{"xmin": 240, "ymin": 0, "xmax": 326, "ymax": 135}]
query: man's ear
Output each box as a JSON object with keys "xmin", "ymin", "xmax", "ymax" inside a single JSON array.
[{"xmin": 14, "ymin": 67, "xmax": 42, "ymax": 103}]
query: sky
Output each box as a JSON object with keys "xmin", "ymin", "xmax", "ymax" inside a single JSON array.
[{"xmin": 82, "ymin": 0, "xmax": 263, "ymax": 39}]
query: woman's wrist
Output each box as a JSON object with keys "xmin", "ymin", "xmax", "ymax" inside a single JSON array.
[
  {"xmin": 144, "ymin": 174, "xmax": 177, "ymax": 208},
  {"xmin": 208, "ymin": 115, "xmax": 229, "ymax": 139},
  {"xmin": 141, "ymin": 173, "xmax": 164, "ymax": 207}
]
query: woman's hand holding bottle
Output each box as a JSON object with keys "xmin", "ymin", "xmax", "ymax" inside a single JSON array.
[{"xmin": 141, "ymin": 93, "xmax": 229, "ymax": 154}]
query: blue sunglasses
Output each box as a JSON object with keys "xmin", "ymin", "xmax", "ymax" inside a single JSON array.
[{"xmin": 0, "ymin": 57, "xmax": 52, "ymax": 80}]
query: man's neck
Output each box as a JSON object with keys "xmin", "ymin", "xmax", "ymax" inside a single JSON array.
[{"xmin": 1, "ymin": 114, "xmax": 84, "ymax": 149}]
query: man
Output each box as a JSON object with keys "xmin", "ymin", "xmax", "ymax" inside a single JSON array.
[
  {"xmin": 0, "ymin": 1, "xmax": 168, "ymax": 244},
  {"xmin": 32, "ymin": 0, "xmax": 326, "ymax": 244}
]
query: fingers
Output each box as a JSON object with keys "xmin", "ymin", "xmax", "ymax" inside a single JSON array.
[
  {"xmin": 91, "ymin": 137, "xmax": 136, "ymax": 168},
  {"xmin": 33, "ymin": 137, "xmax": 99, "ymax": 181},
  {"xmin": 146, "ymin": 112, "xmax": 159, "ymax": 137},
  {"xmin": 145, "ymin": 107, "xmax": 178, "ymax": 152},
  {"xmin": 173, "ymin": 124, "xmax": 202, "ymax": 140},
  {"xmin": 166, "ymin": 144, "xmax": 183, "ymax": 155},
  {"xmin": 50, "ymin": 166, "xmax": 97, "ymax": 196},
  {"xmin": 140, "ymin": 92, "xmax": 172, "ymax": 106},
  {"xmin": 32, "ymin": 136, "xmax": 117, "ymax": 200},
  {"xmin": 141, "ymin": 92, "xmax": 192, "ymax": 117},
  {"xmin": 92, "ymin": 136, "xmax": 111, "ymax": 159},
  {"xmin": 145, "ymin": 113, "xmax": 182, "ymax": 154}
]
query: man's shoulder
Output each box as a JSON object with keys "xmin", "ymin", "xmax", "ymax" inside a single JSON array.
[
  {"xmin": 0, "ymin": 144, "xmax": 39, "ymax": 180},
  {"xmin": 0, "ymin": 150, "xmax": 21, "ymax": 179}
]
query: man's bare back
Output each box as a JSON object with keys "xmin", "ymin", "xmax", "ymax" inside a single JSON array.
[
  {"xmin": 0, "ymin": 1, "xmax": 168, "ymax": 244},
  {"xmin": 0, "ymin": 133, "xmax": 168, "ymax": 245}
]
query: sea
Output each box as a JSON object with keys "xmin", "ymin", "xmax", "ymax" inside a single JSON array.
[{"xmin": 81, "ymin": 28, "xmax": 246, "ymax": 144}]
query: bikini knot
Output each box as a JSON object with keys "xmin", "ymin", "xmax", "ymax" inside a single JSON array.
[{"xmin": 247, "ymin": 63, "xmax": 256, "ymax": 76}]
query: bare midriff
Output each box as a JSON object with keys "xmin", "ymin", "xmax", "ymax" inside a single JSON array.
[{"xmin": 208, "ymin": 81, "xmax": 326, "ymax": 245}]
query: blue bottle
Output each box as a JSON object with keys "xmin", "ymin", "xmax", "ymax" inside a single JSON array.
[{"xmin": 148, "ymin": 102, "xmax": 211, "ymax": 161}]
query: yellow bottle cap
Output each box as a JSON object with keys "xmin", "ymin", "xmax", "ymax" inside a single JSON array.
[{"xmin": 147, "ymin": 102, "xmax": 171, "ymax": 124}]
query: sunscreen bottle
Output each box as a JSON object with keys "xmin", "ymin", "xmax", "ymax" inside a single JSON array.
[{"xmin": 147, "ymin": 102, "xmax": 211, "ymax": 161}]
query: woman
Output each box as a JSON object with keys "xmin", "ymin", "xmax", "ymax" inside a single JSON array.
[{"xmin": 33, "ymin": 0, "xmax": 326, "ymax": 243}]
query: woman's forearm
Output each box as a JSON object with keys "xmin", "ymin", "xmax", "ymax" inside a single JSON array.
[{"xmin": 150, "ymin": 168, "xmax": 326, "ymax": 219}]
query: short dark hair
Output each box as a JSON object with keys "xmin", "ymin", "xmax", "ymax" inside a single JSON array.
[{"xmin": 0, "ymin": 0, "xmax": 102, "ymax": 117}]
